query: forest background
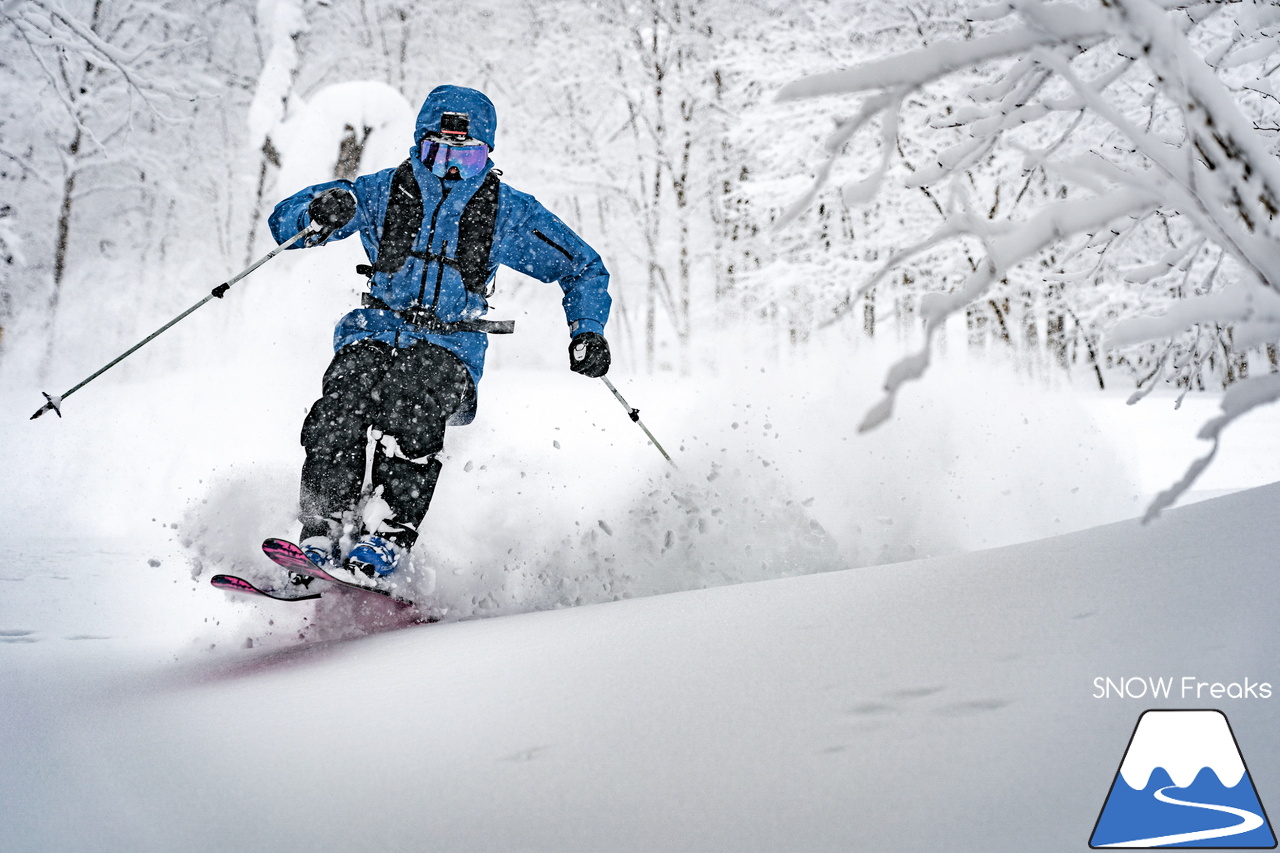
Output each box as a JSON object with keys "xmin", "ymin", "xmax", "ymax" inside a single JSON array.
[{"xmin": 4, "ymin": 0, "xmax": 1280, "ymax": 518}]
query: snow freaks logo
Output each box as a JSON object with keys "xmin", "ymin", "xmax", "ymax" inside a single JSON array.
[{"xmin": 1089, "ymin": 710, "xmax": 1276, "ymax": 848}]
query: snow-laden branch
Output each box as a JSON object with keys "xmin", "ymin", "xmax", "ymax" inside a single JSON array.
[
  {"xmin": 1059, "ymin": 0, "xmax": 1280, "ymax": 280},
  {"xmin": 773, "ymin": 0, "xmax": 1280, "ymax": 519},
  {"xmin": 1143, "ymin": 372, "xmax": 1280, "ymax": 520},
  {"xmin": 1100, "ymin": 0, "xmax": 1280, "ymax": 222},
  {"xmin": 860, "ymin": 186, "xmax": 1157, "ymax": 430},
  {"xmin": 1109, "ymin": 280, "xmax": 1280, "ymax": 348},
  {"xmin": 4, "ymin": 0, "xmax": 199, "ymax": 122},
  {"xmin": 775, "ymin": 90, "xmax": 905, "ymax": 229},
  {"xmin": 775, "ymin": 3, "xmax": 1110, "ymax": 102}
]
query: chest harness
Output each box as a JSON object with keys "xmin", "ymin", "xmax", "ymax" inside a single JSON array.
[{"xmin": 356, "ymin": 160, "xmax": 514, "ymax": 335}]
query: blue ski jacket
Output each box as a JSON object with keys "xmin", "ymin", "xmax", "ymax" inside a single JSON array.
[{"xmin": 269, "ymin": 86, "xmax": 611, "ymax": 422}]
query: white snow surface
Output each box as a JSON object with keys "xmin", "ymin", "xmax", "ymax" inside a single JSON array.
[{"xmin": 1, "ymin": 478, "xmax": 1278, "ymax": 851}]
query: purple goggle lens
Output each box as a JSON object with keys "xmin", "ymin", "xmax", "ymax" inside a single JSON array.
[{"xmin": 419, "ymin": 138, "xmax": 489, "ymax": 179}]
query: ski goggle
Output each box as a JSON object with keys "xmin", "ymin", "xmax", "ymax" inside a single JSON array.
[{"xmin": 418, "ymin": 137, "xmax": 489, "ymax": 180}]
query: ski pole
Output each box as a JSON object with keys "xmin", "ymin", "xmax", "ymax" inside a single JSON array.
[
  {"xmin": 30, "ymin": 223, "xmax": 320, "ymax": 420},
  {"xmin": 600, "ymin": 375, "xmax": 675, "ymax": 465}
]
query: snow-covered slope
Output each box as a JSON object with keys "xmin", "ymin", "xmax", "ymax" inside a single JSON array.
[{"xmin": 3, "ymin": 482, "xmax": 1277, "ymax": 852}]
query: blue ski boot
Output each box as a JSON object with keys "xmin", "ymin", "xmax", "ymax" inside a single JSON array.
[
  {"xmin": 346, "ymin": 535, "xmax": 406, "ymax": 580},
  {"xmin": 299, "ymin": 536, "xmax": 341, "ymax": 573}
]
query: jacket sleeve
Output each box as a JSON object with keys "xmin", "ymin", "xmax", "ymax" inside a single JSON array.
[
  {"xmin": 496, "ymin": 190, "xmax": 611, "ymax": 337},
  {"xmin": 268, "ymin": 178, "xmax": 364, "ymax": 248}
]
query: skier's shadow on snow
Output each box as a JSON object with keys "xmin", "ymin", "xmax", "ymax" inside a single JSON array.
[
  {"xmin": 183, "ymin": 639, "xmax": 359, "ymax": 684},
  {"xmin": 172, "ymin": 587, "xmax": 439, "ymax": 685},
  {"xmin": 161, "ymin": 619, "xmax": 428, "ymax": 689}
]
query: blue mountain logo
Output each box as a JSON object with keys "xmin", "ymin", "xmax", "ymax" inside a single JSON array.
[{"xmin": 1091, "ymin": 710, "xmax": 1276, "ymax": 848}]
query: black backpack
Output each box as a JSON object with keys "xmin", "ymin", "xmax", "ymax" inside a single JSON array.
[{"xmin": 356, "ymin": 159, "xmax": 501, "ymax": 297}]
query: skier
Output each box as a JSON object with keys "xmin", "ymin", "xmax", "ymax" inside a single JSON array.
[{"xmin": 268, "ymin": 84, "xmax": 612, "ymax": 586}]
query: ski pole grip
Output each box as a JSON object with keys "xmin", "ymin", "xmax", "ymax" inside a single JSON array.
[{"xmin": 308, "ymin": 224, "xmax": 336, "ymax": 246}]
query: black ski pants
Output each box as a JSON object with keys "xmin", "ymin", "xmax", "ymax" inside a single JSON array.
[{"xmin": 299, "ymin": 339, "xmax": 475, "ymax": 546}]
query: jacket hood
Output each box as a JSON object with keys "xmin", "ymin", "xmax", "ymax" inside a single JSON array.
[{"xmin": 414, "ymin": 85, "xmax": 497, "ymax": 151}]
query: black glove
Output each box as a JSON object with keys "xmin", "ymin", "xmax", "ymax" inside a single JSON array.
[
  {"xmin": 308, "ymin": 188, "xmax": 357, "ymax": 229},
  {"xmin": 568, "ymin": 332, "xmax": 610, "ymax": 378}
]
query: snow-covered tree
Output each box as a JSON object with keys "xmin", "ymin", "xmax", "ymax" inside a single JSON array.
[
  {"xmin": 776, "ymin": 0, "xmax": 1280, "ymax": 517},
  {"xmin": 0, "ymin": 0, "xmax": 210, "ymax": 373},
  {"xmin": 242, "ymin": 0, "xmax": 310, "ymax": 264},
  {"xmin": 513, "ymin": 0, "xmax": 738, "ymax": 373},
  {"xmin": 717, "ymin": 1, "xmax": 975, "ymax": 348}
]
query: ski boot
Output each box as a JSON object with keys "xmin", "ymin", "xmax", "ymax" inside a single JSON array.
[
  {"xmin": 300, "ymin": 536, "xmax": 342, "ymax": 572},
  {"xmin": 345, "ymin": 534, "xmax": 407, "ymax": 582}
]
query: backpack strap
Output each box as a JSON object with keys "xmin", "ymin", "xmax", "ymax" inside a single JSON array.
[
  {"xmin": 357, "ymin": 159, "xmax": 422, "ymax": 277},
  {"xmin": 455, "ymin": 170, "xmax": 501, "ymax": 296}
]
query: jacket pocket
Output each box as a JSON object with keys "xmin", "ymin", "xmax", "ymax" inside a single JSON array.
[{"xmin": 532, "ymin": 229, "xmax": 574, "ymax": 261}]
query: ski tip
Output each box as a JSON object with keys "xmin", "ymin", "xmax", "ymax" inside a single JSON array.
[
  {"xmin": 211, "ymin": 573, "xmax": 322, "ymax": 602},
  {"xmin": 261, "ymin": 537, "xmax": 304, "ymax": 562},
  {"xmin": 211, "ymin": 574, "xmax": 257, "ymax": 594}
]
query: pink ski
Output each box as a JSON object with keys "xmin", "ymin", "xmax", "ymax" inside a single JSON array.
[
  {"xmin": 261, "ymin": 537, "xmax": 416, "ymax": 605},
  {"xmin": 210, "ymin": 572, "xmax": 322, "ymax": 602}
]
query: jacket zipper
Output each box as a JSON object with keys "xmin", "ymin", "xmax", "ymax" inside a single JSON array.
[
  {"xmin": 430, "ymin": 241, "xmax": 448, "ymax": 310},
  {"xmin": 416, "ymin": 181, "xmax": 450, "ymax": 308}
]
